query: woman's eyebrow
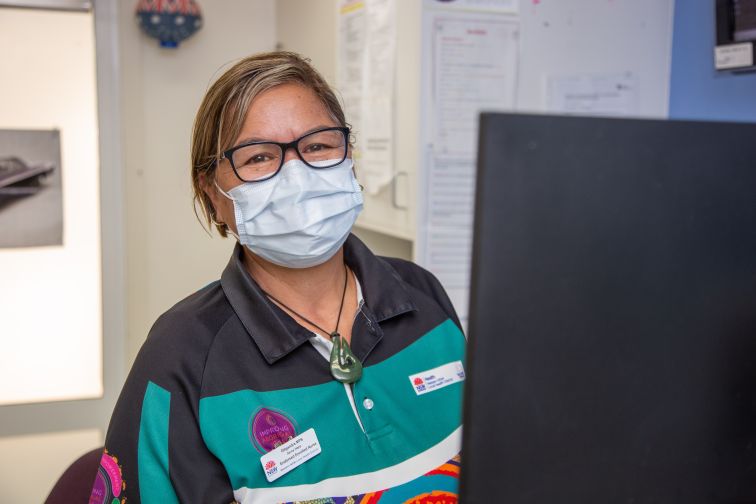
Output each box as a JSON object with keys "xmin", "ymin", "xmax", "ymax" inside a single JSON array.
[{"xmin": 234, "ymin": 125, "xmax": 337, "ymax": 146}]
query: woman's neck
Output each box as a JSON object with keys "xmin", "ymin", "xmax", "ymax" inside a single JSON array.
[{"xmin": 242, "ymin": 247, "xmax": 356, "ymax": 340}]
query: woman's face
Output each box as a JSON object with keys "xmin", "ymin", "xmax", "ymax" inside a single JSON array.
[{"xmin": 207, "ymin": 83, "xmax": 342, "ymax": 235}]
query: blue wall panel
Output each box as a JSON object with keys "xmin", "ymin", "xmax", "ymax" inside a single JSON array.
[{"xmin": 669, "ymin": 0, "xmax": 756, "ymax": 122}]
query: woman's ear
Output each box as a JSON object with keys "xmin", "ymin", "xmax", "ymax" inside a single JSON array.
[{"xmin": 199, "ymin": 171, "xmax": 223, "ymax": 224}]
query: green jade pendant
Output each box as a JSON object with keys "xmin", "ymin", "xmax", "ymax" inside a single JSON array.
[{"xmin": 329, "ymin": 332, "xmax": 362, "ymax": 383}]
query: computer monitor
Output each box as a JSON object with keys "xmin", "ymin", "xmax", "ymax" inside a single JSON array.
[{"xmin": 460, "ymin": 113, "xmax": 756, "ymax": 502}]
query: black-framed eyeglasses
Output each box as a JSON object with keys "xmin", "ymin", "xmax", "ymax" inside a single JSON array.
[{"xmin": 220, "ymin": 126, "xmax": 350, "ymax": 183}]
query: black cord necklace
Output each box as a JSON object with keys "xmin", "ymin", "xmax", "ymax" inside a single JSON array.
[{"xmin": 262, "ymin": 264, "xmax": 363, "ymax": 384}]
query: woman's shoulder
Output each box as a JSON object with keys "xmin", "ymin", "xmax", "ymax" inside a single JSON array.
[
  {"xmin": 134, "ymin": 280, "xmax": 236, "ymax": 377},
  {"xmin": 378, "ymin": 256, "xmax": 443, "ymax": 294},
  {"xmin": 151, "ymin": 280, "xmax": 231, "ymax": 333},
  {"xmin": 376, "ymin": 256, "xmax": 462, "ymax": 330}
]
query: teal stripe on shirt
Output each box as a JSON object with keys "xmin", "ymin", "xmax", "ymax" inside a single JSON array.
[
  {"xmin": 199, "ymin": 318, "xmax": 465, "ymax": 490},
  {"xmin": 138, "ymin": 381, "xmax": 179, "ymax": 504}
]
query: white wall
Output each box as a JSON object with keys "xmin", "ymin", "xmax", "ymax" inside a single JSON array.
[
  {"xmin": 0, "ymin": 429, "xmax": 101, "ymax": 504},
  {"xmin": 120, "ymin": 0, "xmax": 277, "ymax": 365},
  {"xmin": 276, "ymin": 0, "xmax": 338, "ymax": 83},
  {"xmin": 515, "ymin": 0, "xmax": 674, "ymax": 116}
]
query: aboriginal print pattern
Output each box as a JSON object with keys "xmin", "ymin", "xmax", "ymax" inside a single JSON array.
[
  {"xmin": 281, "ymin": 456, "xmax": 461, "ymax": 504},
  {"xmin": 89, "ymin": 449, "xmax": 126, "ymax": 504}
]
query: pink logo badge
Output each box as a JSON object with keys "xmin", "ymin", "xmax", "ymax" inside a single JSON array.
[{"xmin": 249, "ymin": 407, "xmax": 298, "ymax": 453}]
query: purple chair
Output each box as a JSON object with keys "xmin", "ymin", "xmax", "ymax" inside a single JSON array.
[{"xmin": 45, "ymin": 447, "xmax": 103, "ymax": 504}]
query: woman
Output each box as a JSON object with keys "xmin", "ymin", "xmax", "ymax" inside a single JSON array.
[{"xmin": 91, "ymin": 52, "xmax": 465, "ymax": 504}]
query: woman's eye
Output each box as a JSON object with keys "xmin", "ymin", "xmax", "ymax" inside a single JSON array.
[
  {"xmin": 242, "ymin": 154, "xmax": 273, "ymax": 166},
  {"xmin": 303, "ymin": 143, "xmax": 328, "ymax": 153}
]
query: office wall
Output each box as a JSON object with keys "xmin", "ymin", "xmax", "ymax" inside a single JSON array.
[
  {"xmin": 120, "ymin": 0, "xmax": 277, "ymax": 365},
  {"xmin": 516, "ymin": 0, "xmax": 674, "ymax": 116},
  {"xmin": 276, "ymin": 0, "xmax": 336, "ymax": 83},
  {"xmin": 0, "ymin": 429, "xmax": 101, "ymax": 504},
  {"xmin": 669, "ymin": 1, "xmax": 756, "ymax": 122}
]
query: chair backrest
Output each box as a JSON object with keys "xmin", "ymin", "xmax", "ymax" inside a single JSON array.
[{"xmin": 45, "ymin": 447, "xmax": 103, "ymax": 504}]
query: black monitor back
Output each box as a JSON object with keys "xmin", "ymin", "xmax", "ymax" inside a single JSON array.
[{"xmin": 461, "ymin": 113, "xmax": 756, "ymax": 503}]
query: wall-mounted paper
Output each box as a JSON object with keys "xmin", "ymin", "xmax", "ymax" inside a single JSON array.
[
  {"xmin": 418, "ymin": 12, "xmax": 520, "ymax": 326},
  {"xmin": 337, "ymin": 0, "xmax": 396, "ymax": 195},
  {"xmin": 547, "ymin": 72, "xmax": 639, "ymax": 116},
  {"xmin": 424, "ymin": 0, "xmax": 519, "ymax": 14}
]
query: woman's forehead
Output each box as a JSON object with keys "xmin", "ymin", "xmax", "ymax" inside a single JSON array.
[{"xmin": 234, "ymin": 83, "xmax": 335, "ymax": 144}]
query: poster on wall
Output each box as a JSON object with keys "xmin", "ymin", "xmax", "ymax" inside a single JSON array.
[
  {"xmin": 0, "ymin": 129, "xmax": 63, "ymax": 248},
  {"xmin": 425, "ymin": 0, "xmax": 519, "ymax": 14},
  {"xmin": 547, "ymin": 71, "xmax": 639, "ymax": 116},
  {"xmin": 337, "ymin": 0, "xmax": 397, "ymax": 195},
  {"xmin": 417, "ymin": 8, "xmax": 520, "ymax": 329}
]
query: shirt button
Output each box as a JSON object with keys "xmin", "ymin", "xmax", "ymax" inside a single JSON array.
[{"xmin": 362, "ymin": 398, "xmax": 374, "ymax": 410}]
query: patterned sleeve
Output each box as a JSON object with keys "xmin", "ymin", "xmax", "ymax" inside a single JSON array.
[{"xmin": 89, "ymin": 312, "xmax": 235, "ymax": 504}]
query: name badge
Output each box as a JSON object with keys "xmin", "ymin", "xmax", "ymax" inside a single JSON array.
[
  {"xmin": 259, "ymin": 428, "xmax": 322, "ymax": 483},
  {"xmin": 409, "ymin": 360, "xmax": 466, "ymax": 396}
]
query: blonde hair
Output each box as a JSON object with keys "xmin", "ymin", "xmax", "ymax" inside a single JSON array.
[{"xmin": 191, "ymin": 51, "xmax": 348, "ymax": 236}]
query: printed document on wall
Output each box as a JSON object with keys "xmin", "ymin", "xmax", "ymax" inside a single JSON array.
[
  {"xmin": 424, "ymin": 0, "xmax": 519, "ymax": 14},
  {"xmin": 337, "ymin": 0, "xmax": 396, "ymax": 195},
  {"xmin": 418, "ymin": 12, "xmax": 519, "ymax": 327},
  {"xmin": 547, "ymin": 72, "xmax": 639, "ymax": 116}
]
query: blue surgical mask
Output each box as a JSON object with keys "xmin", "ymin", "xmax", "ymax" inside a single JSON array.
[{"xmin": 216, "ymin": 158, "xmax": 363, "ymax": 268}]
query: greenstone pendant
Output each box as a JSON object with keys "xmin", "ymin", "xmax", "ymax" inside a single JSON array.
[{"xmin": 329, "ymin": 333, "xmax": 362, "ymax": 384}]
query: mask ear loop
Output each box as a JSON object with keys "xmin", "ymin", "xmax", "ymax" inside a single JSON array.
[
  {"xmin": 214, "ymin": 180, "xmax": 234, "ymax": 200},
  {"xmin": 349, "ymin": 158, "xmax": 364, "ymax": 192},
  {"xmin": 211, "ymin": 178, "xmax": 241, "ymax": 240},
  {"xmin": 210, "ymin": 215, "xmax": 240, "ymax": 241},
  {"xmin": 224, "ymin": 226, "xmax": 241, "ymax": 241}
]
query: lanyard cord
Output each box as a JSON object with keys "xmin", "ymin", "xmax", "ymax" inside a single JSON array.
[
  {"xmin": 261, "ymin": 263, "xmax": 349, "ymax": 339},
  {"xmin": 260, "ymin": 263, "xmax": 362, "ymax": 384}
]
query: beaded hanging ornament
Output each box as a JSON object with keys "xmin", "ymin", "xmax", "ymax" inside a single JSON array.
[{"xmin": 136, "ymin": 0, "xmax": 203, "ymax": 48}]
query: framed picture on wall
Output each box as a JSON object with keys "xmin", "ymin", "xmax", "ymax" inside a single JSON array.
[{"xmin": 0, "ymin": 129, "xmax": 63, "ymax": 248}]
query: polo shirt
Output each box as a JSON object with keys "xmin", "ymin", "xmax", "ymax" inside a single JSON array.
[{"xmin": 91, "ymin": 234, "xmax": 466, "ymax": 504}]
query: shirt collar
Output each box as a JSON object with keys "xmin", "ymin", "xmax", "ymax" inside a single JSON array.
[{"xmin": 220, "ymin": 234, "xmax": 417, "ymax": 364}]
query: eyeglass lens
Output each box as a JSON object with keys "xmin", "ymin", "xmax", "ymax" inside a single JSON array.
[{"xmin": 231, "ymin": 129, "xmax": 346, "ymax": 181}]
